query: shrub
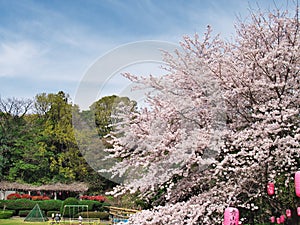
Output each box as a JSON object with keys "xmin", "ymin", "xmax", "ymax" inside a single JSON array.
[
  {"xmin": 0, "ymin": 210, "xmax": 14, "ymax": 219},
  {"xmin": 0, "ymin": 199, "xmax": 63, "ymax": 217},
  {"xmin": 32, "ymin": 196, "xmax": 43, "ymax": 201},
  {"xmin": 7, "ymin": 193, "xmax": 22, "ymax": 200},
  {"xmin": 80, "ymin": 195, "xmax": 106, "ymax": 202},
  {"xmin": 21, "ymin": 194, "xmax": 32, "ymax": 199},
  {"xmin": 78, "ymin": 200, "xmax": 96, "ymax": 211},
  {"xmin": 39, "ymin": 200, "xmax": 62, "ymax": 211},
  {"xmin": 3, "ymin": 199, "xmax": 35, "ymax": 210},
  {"xmin": 77, "ymin": 200, "xmax": 110, "ymax": 212},
  {"xmin": 100, "ymin": 202, "xmax": 111, "ymax": 212},
  {"xmin": 0, "ymin": 200, "xmax": 7, "ymax": 208},
  {"xmin": 78, "ymin": 211, "xmax": 109, "ymax": 220},
  {"xmin": 18, "ymin": 210, "xmax": 30, "ymax": 217},
  {"xmin": 61, "ymin": 197, "xmax": 79, "ymax": 217}
]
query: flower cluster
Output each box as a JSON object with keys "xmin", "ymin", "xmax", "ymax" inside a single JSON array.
[
  {"xmin": 20, "ymin": 194, "xmax": 31, "ymax": 199},
  {"xmin": 32, "ymin": 196, "xmax": 50, "ymax": 201},
  {"xmin": 80, "ymin": 195, "xmax": 106, "ymax": 202},
  {"xmin": 6, "ymin": 193, "xmax": 22, "ymax": 200}
]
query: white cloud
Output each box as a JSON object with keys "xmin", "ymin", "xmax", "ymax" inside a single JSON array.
[{"xmin": 0, "ymin": 41, "xmax": 46, "ymax": 77}]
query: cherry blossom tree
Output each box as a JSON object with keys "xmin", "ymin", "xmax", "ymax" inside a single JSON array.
[{"xmin": 103, "ymin": 5, "xmax": 300, "ymax": 224}]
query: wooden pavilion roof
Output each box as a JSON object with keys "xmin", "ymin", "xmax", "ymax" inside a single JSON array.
[{"xmin": 0, "ymin": 181, "xmax": 88, "ymax": 192}]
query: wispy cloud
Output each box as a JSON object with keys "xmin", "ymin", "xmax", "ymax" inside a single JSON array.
[{"xmin": 0, "ymin": 41, "xmax": 46, "ymax": 77}]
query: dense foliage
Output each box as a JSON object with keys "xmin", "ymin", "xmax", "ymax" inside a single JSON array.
[
  {"xmin": 0, "ymin": 211, "xmax": 14, "ymax": 219},
  {"xmin": 0, "ymin": 92, "xmax": 124, "ymax": 191}
]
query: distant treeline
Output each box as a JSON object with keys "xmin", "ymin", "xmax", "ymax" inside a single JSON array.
[{"xmin": 0, "ymin": 91, "xmax": 136, "ymax": 193}]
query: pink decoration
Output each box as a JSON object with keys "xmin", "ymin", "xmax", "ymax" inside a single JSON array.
[
  {"xmin": 267, "ymin": 182, "xmax": 275, "ymax": 195},
  {"xmin": 276, "ymin": 217, "xmax": 281, "ymax": 224},
  {"xmin": 295, "ymin": 171, "xmax": 300, "ymax": 197},
  {"xmin": 297, "ymin": 207, "xmax": 300, "ymax": 216},
  {"xmin": 280, "ymin": 215, "xmax": 285, "ymax": 223},
  {"xmin": 224, "ymin": 207, "xmax": 239, "ymax": 225},
  {"xmin": 270, "ymin": 216, "xmax": 275, "ymax": 223},
  {"xmin": 286, "ymin": 209, "xmax": 291, "ymax": 218}
]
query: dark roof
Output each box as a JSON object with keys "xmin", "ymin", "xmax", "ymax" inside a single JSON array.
[{"xmin": 0, "ymin": 181, "xmax": 88, "ymax": 192}]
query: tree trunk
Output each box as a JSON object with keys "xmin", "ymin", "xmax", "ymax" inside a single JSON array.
[{"xmin": 290, "ymin": 208, "xmax": 300, "ymax": 225}]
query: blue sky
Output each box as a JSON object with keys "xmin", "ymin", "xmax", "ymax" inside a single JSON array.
[{"xmin": 0, "ymin": 0, "xmax": 294, "ymax": 109}]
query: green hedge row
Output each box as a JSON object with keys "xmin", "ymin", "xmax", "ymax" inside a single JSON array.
[
  {"xmin": 78, "ymin": 200, "xmax": 110, "ymax": 211},
  {"xmin": 0, "ymin": 199, "xmax": 63, "ymax": 211},
  {"xmin": 0, "ymin": 210, "xmax": 14, "ymax": 219},
  {"xmin": 39, "ymin": 200, "xmax": 63, "ymax": 211},
  {"xmin": 0, "ymin": 198, "xmax": 110, "ymax": 217}
]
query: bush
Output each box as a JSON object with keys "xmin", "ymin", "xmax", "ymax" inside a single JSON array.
[
  {"xmin": 61, "ymin": 197, "xmax": 79, "ymax": 217},
  {"xmin": 21, "ymin": 194, "xmax": 32, "ymax": 199},
  {"xmin": 100, "ymin": 202, "xmax": 111, "ymax": 211},
  {"xmin": 0, "ymin": 199, "xmax": 63, "ymax": 216},
  {"xmin": 0, "ymin": 200, "xmax": 7, "ymax": 208},
  {"xmin": 32, "ymin": 196, "xmax": 43, "ymax": 201},
  {"xmin": 3, "ymin": 199, "xmax": 35, "ymax": 210},
  {"xmin": 7, "ymin": 193, "xmax": 22, "ymax": 200},
  {"xmin": 78, "ymin": 200, "xmax": 96, "ymax": 211},
  {"xmin": 0, "ymin": 210, "xmax": 14, "ymax": 219},
  {"xmin": 18, "ymin": 210, "xmax": 30, "ymax": 217},
  {"xmin": 39, "ymin": 200, "xmax": 62, "ymax": 211},
  {"xmin": 77, "ymin": 200, "xmax": 110, "ymax": 212},
  {"xmin": 80, "ymin": 195, "xmax": 106, "ymax": 202},
  {"xmin": 78, "ymin": 211, "xmax": 109, "ymax": 220}
]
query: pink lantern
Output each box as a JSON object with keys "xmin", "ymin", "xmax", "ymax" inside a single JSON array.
[
  {"xmin": 286, "ymin": 209, "xmax": 292, "ymax": 218},
  {"xmin": 297, "ymin": 207, "xmax": 300, "ymax": 216},
  {"xmin": 280, "ymin": 215, "xmax": 285, "ymax": 223},
  {"xmin": 276, "ymin": 217, "xmax": 281, "ymax": 224},
  {"xmin": 295, "ymin": 171, "xmax": 300, "ymax": 197},
  {"xmin": 224, "ymin": 207, "xmax": 239, "ymax": 225},
  {"xmin": 267, "ymin": 182, "xmax": 275, "ymax": 196},
  {"xmin": 270, "ymin": 216, "xmax": 275, "ymax": 223}
]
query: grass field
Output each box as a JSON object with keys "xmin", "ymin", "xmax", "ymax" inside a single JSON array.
[
  {"xmin": 0, "ymin": 218, "xmax": 111, "ymax": 225},
  {"xmin": 0, "ymin": 218, "xmax": 46, "ymax": 225}
]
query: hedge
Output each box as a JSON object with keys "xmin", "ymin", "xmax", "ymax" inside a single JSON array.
[
  {"xmin": 47, "ymin": 211, "xmax": 59, "ymax": 217},
  {"xmin": 78, "ymin": 211, "xmax": 109, "ymax": 220},
  {"xmin": 0, "ymin": 199, "xmax": 108, "ymax": 216},
  {"xmin": 78, "ymin": 200, "xmax": 96, "ymax": 211},
  {"xmin": 60, "ymin": 197, "xmax": 79, "ymax": 217},
  {"xmin": 0, "ymin": 199, "xmax": 35, "ymax": 210},
  {"xmin": 0, "ymin": 210, "xmax": 14, "ymax": 219},
  {"xmin": 39, "ymin": 200, "xmax": 62, "ymax": 211},
  {"xmin": 18, "ymin": 210, "xmax": 31, "ymax": 217},
  {"xmin": 0, "ymin": 199, "xmax": 63, "ymax": 217},
  {"xmin": 77, "ymin": 200, "xmax": 110, "ymax": 212}
]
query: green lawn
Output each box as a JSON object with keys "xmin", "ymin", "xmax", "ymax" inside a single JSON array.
[
  {"xmin": 0, "ymin": 218, "xmax": 46, "ymax": 225},
  {"xmin": 0, "ymin": 218, "xmax": 111, "ymax": 225}
]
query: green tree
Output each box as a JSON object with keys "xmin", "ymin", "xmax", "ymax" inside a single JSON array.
[
  {"xmin": 34, "ymin": 91, "xmax": 88, "ymax": 182},
  {"xmin": 0, "ymin": 97, "xmax": 34, "ymax": 181},
  {"xmin": 90, "ymin": 95, "xmax": 137, "ymax": 138}
]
